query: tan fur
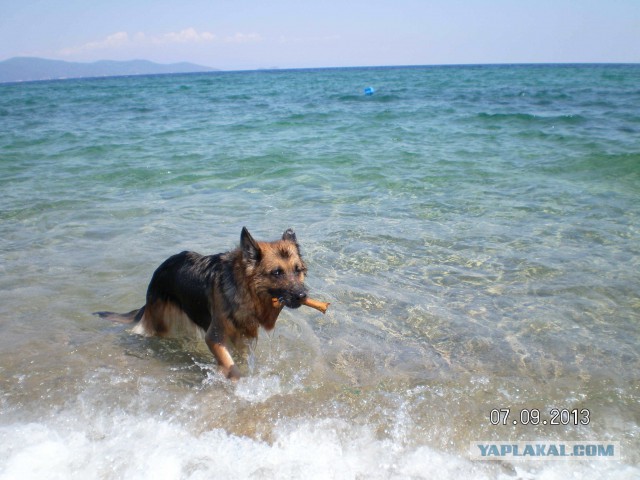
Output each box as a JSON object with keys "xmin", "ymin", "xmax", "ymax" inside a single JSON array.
[{"xmin": 132, "ymin": 300, "xmax": 205, "ymax": 340}]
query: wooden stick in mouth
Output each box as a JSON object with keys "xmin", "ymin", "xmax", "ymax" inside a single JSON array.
[{"xmin": 272, "ymin": 297, "xmax": 330, "ymax": 314}]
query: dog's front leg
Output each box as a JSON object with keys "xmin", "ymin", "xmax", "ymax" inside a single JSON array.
[{"xmin": 205, "ymin": 335, "xmax": 241, "ymax": 381}]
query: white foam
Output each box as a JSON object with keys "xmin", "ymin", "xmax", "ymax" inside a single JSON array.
[
  {"xmin": 234, "ymin": 374, "xmax": 284, "ymax": 403},
  {"xmin": 2, "ymin": 409, "xmax": 638, "ymax": 480}
]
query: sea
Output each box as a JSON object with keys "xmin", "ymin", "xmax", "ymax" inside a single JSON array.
[{"xmin": 0, "ymin": 64, "xmax": 639, "ymax": 479}]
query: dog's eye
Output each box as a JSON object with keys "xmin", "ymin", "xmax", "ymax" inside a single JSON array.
[
  {"xmin": 294, "ymin": 265, "xmax": 304, "ymax": 273},
  {"xmin": 271, "ymin": 268, "xmax": 284, "ymax": 277}
]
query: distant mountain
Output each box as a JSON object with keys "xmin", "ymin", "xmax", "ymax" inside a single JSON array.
[{"xmin": 0, "ymin": 57, "xmax": 217, "ymax": 83}]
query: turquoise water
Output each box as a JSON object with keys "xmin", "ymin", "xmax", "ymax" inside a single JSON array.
[{"xmin": 1, "ymin": 65, "xmax": 639, "ymax": 478}]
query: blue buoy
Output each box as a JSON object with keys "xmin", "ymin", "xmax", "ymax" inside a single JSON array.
[{"xmin": 364, "ymin": 87, "xmax": 375, "ymax": 96}]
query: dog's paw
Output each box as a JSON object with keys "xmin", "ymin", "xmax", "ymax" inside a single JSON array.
[{"xmin": 224, "ymin": 364, "xmax": 241, "ymax": 382}]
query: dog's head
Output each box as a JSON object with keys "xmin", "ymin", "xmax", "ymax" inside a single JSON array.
[{"xmin": 241, "ymin": 227, "xmax": 309, "ymax": 308}]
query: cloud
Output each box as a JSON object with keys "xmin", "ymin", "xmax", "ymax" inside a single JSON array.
[
  {"xmin": 157, "ymin": 28, "xmax": 216, "ymax": 44},
  {"xmin": 58, "ymin": 28, "xmax": 221, "ymax": 56},
  {"xmin": 223, "ymin": 32, "xmax": 263, "ymax": 44},
  {"xmin": 59, "ymin": 31, "xmax": 131, "ymax": 55}
]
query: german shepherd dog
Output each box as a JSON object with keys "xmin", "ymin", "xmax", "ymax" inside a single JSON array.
[{"xmin": 96, "ymin": 227, "xmax": 308, "ymax": 380}]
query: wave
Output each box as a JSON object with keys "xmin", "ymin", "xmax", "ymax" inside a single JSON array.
[
  {"xmin": 2, "ymin": 400, "xmax": 635, "ymax": 480},
  {"xmin": 475, "ymin": 112, "xmax": 587, "ymax": 125},
  {"xmin": 333, "ymin": 93, "xmax": 401, "ymax": 103}
]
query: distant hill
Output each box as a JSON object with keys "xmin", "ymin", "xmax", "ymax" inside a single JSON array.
[{"xmin": 0, "ymin": 57, "xmax": 217, "ymax": 83}]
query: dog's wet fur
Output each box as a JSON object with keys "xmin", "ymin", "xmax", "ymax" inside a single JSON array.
[{"xmin": 95, "ymin": 227, "xmax": 308, "ymax": 380}]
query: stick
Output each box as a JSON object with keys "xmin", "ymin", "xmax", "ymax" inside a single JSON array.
[{"xmin": 272, "ymin": 297, "xmax": 330, "ymax": 314}]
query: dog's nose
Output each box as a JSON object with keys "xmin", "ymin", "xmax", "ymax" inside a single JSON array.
[{"xmin": 297, "ymin": 291, "xmax": 307, "ymax": 299}]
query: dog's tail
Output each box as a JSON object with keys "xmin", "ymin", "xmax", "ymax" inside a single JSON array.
[{"xmin": 94, "ymin": 306, "xmax": 145, "ymax": 324}]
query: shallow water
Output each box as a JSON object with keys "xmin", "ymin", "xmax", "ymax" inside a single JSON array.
[{"xmin": 1, "ymin": 65, "xmax": 639, "ymax": 478}]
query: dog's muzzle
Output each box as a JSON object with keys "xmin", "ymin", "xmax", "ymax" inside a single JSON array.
[{"xmin": 273, "ymin": 287, "xmax": 308, "ymax": 309}]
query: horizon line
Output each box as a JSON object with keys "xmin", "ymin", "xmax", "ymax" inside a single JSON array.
[
  {"xmin": 2, "ymin": 55, "xmax": 639, "ymax": 70},
  {"xmin": 1, "ymin": 57, "xmax": 638, "ymax": 85}
]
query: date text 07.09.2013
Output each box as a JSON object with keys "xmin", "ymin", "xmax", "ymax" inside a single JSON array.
[{"xmin": 489, "ymin": 408, "xmax": 590, "ymax": 426}]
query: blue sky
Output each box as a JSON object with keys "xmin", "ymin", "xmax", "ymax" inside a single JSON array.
[{"xmin": 1, "ymin": 0, "xmax": 638, "ymax": 69}]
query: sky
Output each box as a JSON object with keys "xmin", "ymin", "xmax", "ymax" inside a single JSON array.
[{"xmin": 1, "ymin": 0, "xmax": 639, "ymax": 70}]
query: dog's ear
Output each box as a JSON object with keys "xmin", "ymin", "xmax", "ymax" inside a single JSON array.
[
  {"xmin": 282, "ymin": 228, "xmax": 297, "ymax": 243},
  {"xmin": 241, "ymin": 227, "xmax": 261, "ymax": 263}
]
